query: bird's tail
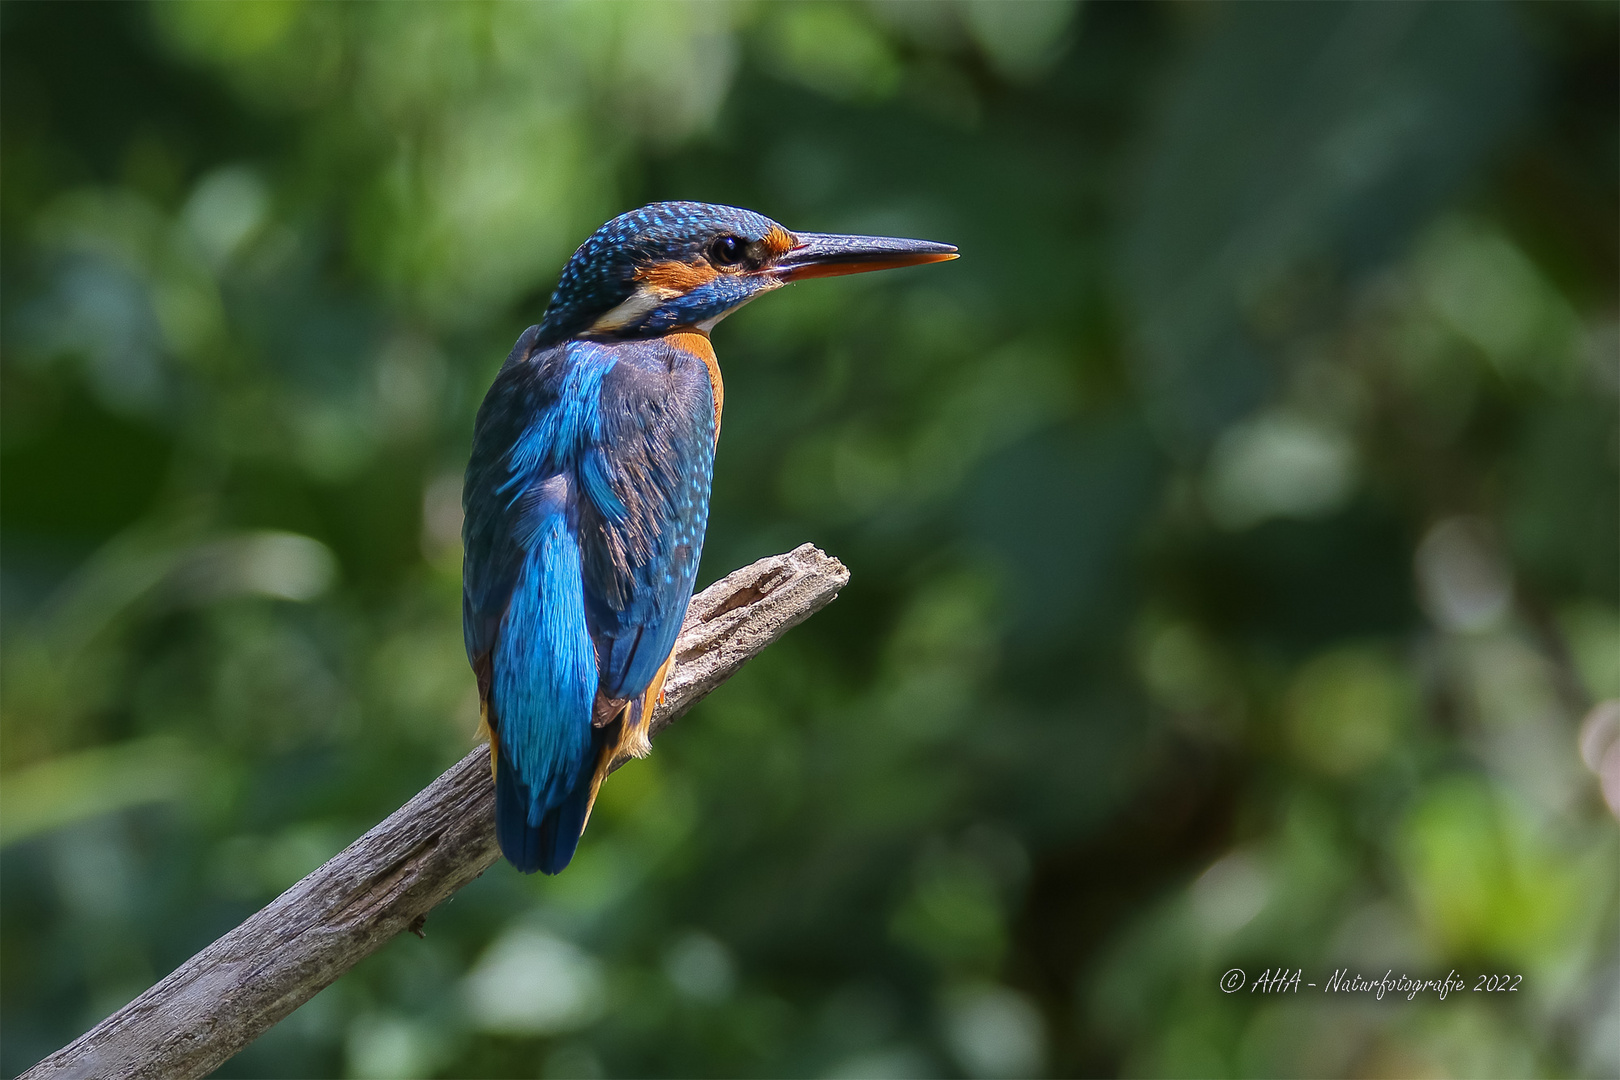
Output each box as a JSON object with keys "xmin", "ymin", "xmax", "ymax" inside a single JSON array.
[
  {"xmin": 487, "ymin": 483, "xmax": 601, "ymax": 874},
  {"xmin": 493, "ymin": 725, "xmax": 613, "ymax": 875}
]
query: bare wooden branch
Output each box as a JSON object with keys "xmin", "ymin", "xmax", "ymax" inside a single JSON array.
[{"xmin": 23, "ymin": 544, "xmax": 849, "ymax": 1080}]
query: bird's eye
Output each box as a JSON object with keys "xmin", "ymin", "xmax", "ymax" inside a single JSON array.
[{"xmin": 709, "ymin": 235, "xmax": 746, "ymax": 266}]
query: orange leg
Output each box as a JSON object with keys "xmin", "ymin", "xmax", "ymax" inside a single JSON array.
[
  {"xmin": 580, "ymin": 642, "xmax": 679, "ymax": 830},
  {"xmin": 478, "ymin": 699, "xmax": 498, "ymax": 782}
]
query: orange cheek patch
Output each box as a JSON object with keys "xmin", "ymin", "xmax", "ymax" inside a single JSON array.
[
  {"xmin": 763, "ymin": 226, "xmax": 795, "ymax": 257},
  {"xmin": 637, "ymin": 260, "xmax": 717, "ymax": 295}
]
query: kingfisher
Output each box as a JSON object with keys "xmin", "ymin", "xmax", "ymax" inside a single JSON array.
[{"xmin": 463, "ymin": 201, "xmax": 955, "ymax": 873}]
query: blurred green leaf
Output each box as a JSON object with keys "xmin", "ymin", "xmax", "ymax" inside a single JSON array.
[{"xmin": 0, "ymin": 737, "xmax": 202, "ymax": 846}]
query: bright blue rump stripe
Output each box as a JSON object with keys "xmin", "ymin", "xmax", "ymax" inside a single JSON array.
[{"xmin": 493, "ymin": 477, "xmax": 597, "ymax": 827}]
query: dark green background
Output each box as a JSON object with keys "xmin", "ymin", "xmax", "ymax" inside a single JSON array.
[{"xmin": 3, "ymin": 2, "xmax": 1615, "ymax": 1077}]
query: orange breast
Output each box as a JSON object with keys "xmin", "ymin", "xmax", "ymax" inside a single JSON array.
[{"xmin": 666, "ymin": 330, "xmax": 723, "ymax": 441}]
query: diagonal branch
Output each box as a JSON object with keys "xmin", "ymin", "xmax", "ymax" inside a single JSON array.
[{"xmin": 23, "ymin": 544, "xmax": 849, "ymax": 1080}]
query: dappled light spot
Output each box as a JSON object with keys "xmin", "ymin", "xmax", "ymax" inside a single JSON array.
[
  {"xmin": 1192, "ymin": 850, "xmax": 1270, "ymax": 938},
  {"xmin": 1415, "ymin": 517, "xmax": 1514, "ymax": 633},
  {"xmin": 462, "ymin": 928, "xmax": 605, "ymax": 1037},
  {"xmin": 939, "ymin": 983, "xmax": 1046, "ymax": 1080}
]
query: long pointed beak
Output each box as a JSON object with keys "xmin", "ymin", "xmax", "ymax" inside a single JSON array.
[{"xmin": 774, "ymin": 232, "xmax": 958, "ymax": 281}]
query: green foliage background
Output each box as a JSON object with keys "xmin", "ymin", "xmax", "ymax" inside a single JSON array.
[{"xmin": 2, "ymin": 2, "xmax": 1616, "ymax": 1077}]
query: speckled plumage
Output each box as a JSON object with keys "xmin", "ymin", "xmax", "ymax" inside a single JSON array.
[
  {"xmin": 464, "ymin": 330, "xmax": 715, "ymax": 873},
  {"xmin": 463, "ymin": 201, "xmax": 955, "ymax": 873}
]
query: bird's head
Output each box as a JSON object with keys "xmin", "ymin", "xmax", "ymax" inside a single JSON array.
[{"xmin": 535, "ymin": 201, "xmax": 956, "ymax": 345}]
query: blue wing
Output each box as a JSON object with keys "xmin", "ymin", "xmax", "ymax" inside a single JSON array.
[
  {"xmin": 462, "ymin": 325, "xmax": 545, "ymax": 679},
  {"xmin": 463, "ymin": 330, "xmax": 716, "ymax": 874},
  {"xmin": 577, "ymin": 337, "xmax": 717, "ymax": 711}
]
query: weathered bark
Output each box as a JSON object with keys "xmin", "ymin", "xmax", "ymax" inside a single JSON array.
[{"xmin": 23, "ymin": 544, "xmax": 849, "ymax": 1080}]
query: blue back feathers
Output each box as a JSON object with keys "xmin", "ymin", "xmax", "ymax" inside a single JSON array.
[{"xmin": 464, "ymin": 328, "xmax": 717, "ymax": 873}]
